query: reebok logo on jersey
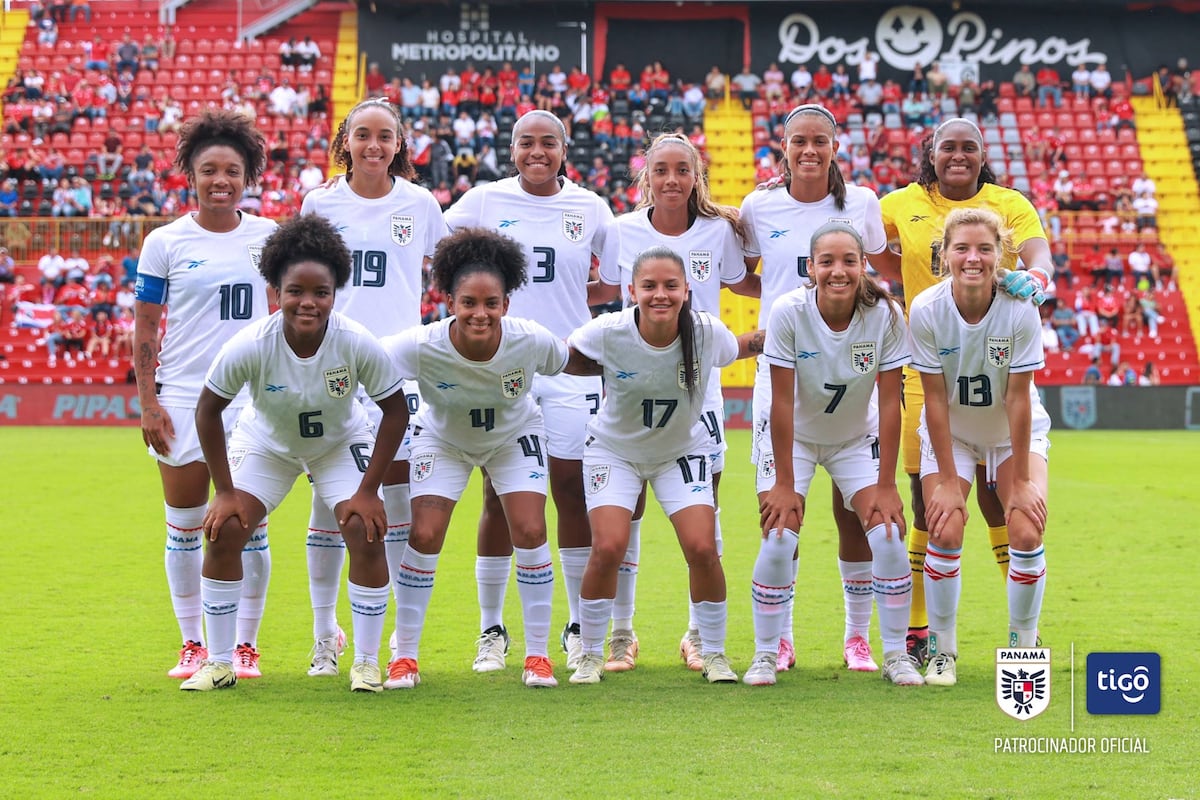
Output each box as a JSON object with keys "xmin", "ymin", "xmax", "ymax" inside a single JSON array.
[
  {"xmin": 265, "ymin": 384, "xmax": 288, "ymax": 392},
  {"xmin": 499, "ymin": 219, "xmax": 519, "ymax": 228},
  {"xmin": 184, "ymin": 259, "xmax": 207, "ymax": 270},
  {"xmin": 769, "ymin": 229, "xmax": 789, "ymax": 239},
  {"xmin": 615, "ymin": 370, "xmax": 638, "ymax": 380},
  {"xmin": 910, "ymin": 215, "xmax": 930, "ymax": 222},
  {"xmin": 436, "ymin": 381, "xmax": 458, "ymax": 390},
  {"xmin": 938, "ymin": 347, "xmax": 960, "ymax": 356},
  {"xmin": 796, "ymin": 351, "xmax": 821, "ymax": 360}
]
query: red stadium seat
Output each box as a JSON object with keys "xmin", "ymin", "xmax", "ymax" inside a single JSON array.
[
  {"xmin": 1117, "ymin": 128, "xmax": 1136, "ymax": 143},
  {"xmin": 1017, "ymin": 112, "xmax": 1036, "ymax": 129},
  {"xmin": 1014, "ymin": 96, "xmax": 1033, "ymax": 112},
  {"xmin": 1125, "ymin": 159, "xmax": 1142, "ymax": 175},
  {"xmin": 1064, "ymin": 144, "xmax": 1084, "ymax": 161},
  {"xmin": 1056, "ymin": 112, "xmax": 1075, "ymax": 129},
  {"xmin": 1078, "ymin": 128, "xmax": 1097, "ymax": 143},
  {"xmin": 1121, "ymin": 143, "xmax": 1140, "ymax": 159},
  {"xmin": 996, "ymin": 97, "xmax": 1015, "ymax": 113},
  {"xmin": 999, "ymin": 82, "xmax": 1016, "ymax": 97},
  {"xmin": 1036, "ymin": 111, "xmax": 1055, "ymax": 129},
  {"xmin": 1075, "ymin": 112, "xmax": 1094, "ymax": 129}
]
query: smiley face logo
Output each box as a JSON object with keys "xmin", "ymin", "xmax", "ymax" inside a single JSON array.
[{"xmin": 875, "ymin": 6, "xmax": 943, "ymax": 71}]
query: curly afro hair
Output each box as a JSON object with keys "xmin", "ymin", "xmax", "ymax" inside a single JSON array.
[
  {"xmin": 431, "ymin": 227, "xmax": 527, "ymax": 296},
  {"xmin": 175, "ymin": 108, "xmax": 267, "ymax": 186},
  {"xmin": 257, "ymin": 213, "xmax": 352, "ymax": 290}
]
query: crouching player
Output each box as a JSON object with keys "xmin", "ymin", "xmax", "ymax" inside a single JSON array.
[
  {"xmin": 185, "ymin": 214, "xmax": 409, "ymax": 693},
  {"xmin": 908, "ymin": 207, "xmax": 1050, "ymax": 686}
]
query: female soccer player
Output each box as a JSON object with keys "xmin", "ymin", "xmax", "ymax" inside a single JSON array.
[
  {"xmin": 595, "ymin": 132, "xmax": 760, "ymax": 671},
  {"xmin": 907, "ymin": 208, "xmax": 1050, "ymax": 686},
  {"xmin": 566, "ymin": 246, "xmax": 759, "ymax": 686},
  {"xmin": 871, "ymin": 117, "xmax": 1054, "ymax": 666},
  {"xmin": 741, "ymin": 104, "xmax": 888, "ymax": 672},
  {"xmin": 443, "ymin": 109, "xmax": 612, "ymax": 674},
  {"xmin": 183, "ymin": 214, "xmax": 409, "ymax": 693},
  {"xmin": 381, "ymin": 228, "xmax": 568, "ymax": 690},
  {"xmin": 133, "ymin": 109, "xmax": 277, "ymax": 680},
  {"xmin": 749, "ymin": 223, "xmax": 919, "ymax": 687},
  {"xmin": 299, "ymin": 97, "xmax": 447, "ymax": 677}
]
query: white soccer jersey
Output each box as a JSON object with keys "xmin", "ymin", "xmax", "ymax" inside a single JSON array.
[
  {"xmin": 569, "ymin": 308, "xmax": 738, "ymax": 463},
  {"xmin": 908, "ymin": 281, "xmax": 1049, "ymax": 448},
  {"xmin": 383, "ymin": 316, "xmax": 568, "ymax": 454},
  {"xmin": 136, "ymin": 212, "xmax": 277, "ymax": 405},
  {"xmin": 597, "ymin": 209, "xmax": 746, "ymax": 412},
  {"xmin": 740, "ymin": 185, "xmax": 887, "ymax": 329},
  {"xmin": 205, "ymin": 311, "xmax": 403, "ymax": 460},
  {"xmin": 443, "ymin": 176, "xmax": 613, "ymax": 339},
  {"xmin": 764, "ymin": 287, "xmax": 910, "ymax": 445},
  {"xmin": 301, "ymin": 178, "xmax": 446, "ymax": 337}
]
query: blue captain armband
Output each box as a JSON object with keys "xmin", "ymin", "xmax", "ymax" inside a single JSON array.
[{"xmin": 135, "ymin": 274, "xmax": 167, "ymax": 304}]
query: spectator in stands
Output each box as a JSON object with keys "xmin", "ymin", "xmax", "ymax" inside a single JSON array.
[
  {"xmin": 811, "ymin": 64, "xmax": 833, "ymax": 99},
  {"xmin": 1153, "ymin": 243, "xmax": 1175, "ymax": 290},
  {"xmin": 1110, "ymin": 97, "xmax": 1136, "ymax": 131},
  {"xmin": 732, "ymin": 65, "xmax": 762, "ymax": 110},
  {"xmin": 419, "ymin": 79, "xmax": 440, "ymax": 118},
  {"xmin": 115, "ymin": 34, "xmax": 140, "ymax": 76},
  {"xmin": 858, "ymin": 51, "xmax": 879, "ymax": 83},
  {"xmin": 1092, "ymin": 319, "xmax": 1121, "ymax": 368},
  {"xmin": 704, "ymin": 65, "xmax": 726, "ymax": 109},
  {"xmin": 113, "ymin": 306, "xmax": 134, "ymax": 358},
  {"xmin": 295, "ymin": 36, "xmax": 321, "ymax": 73},
  {"xmin": 158, "ymin": 98, "xmax": 184, "ymax": 134},
  {"xmin": 1138, "ymin": 361, "xmax": 1160, "ymax": 386},
  {"xmin": 1050, "ymin": 301, "xmax": 1080, "ymax": 351},
  {"xmin": 1050, "ymin": 240, "xmax": 1074, "ymax": 288},
  {"xmin": 1040, "ymin": 308, "xmax": 1060, "ymax": 353},
  {"xmin": 120, "ymin": 247, "xmax": 139, "ymax": 284},
  {"xmin": 37, "ymin": 15, "xmax": 57, "ymax": 47},
  {"xmin": 909, "ymin": 61, "xmax": 927, "ymax": 96},
  {"xmin": 1107, "ymin": 360, "xmax": 1137, "ymax": 386},
  {"xmin": 1099, "ymin": 247, "xmax": 1124, "ymax": 290},
  {"xmin": 1139, "ymin": 289, "xmax": 1164, "ymax": 337},
  {"xmin": 138, "ymin": 33, "xmax": 160, "ymax": 75},
  {"xmin": 48, "ymin": 0, "xmax": 68, "ymax": 23},
  {"xmin": 1075, "ymin": 284, "xmax": 1100, "ymax": 338},
  {"xmin": 96, "ymin": 129, "xmax": 123, "ymax": 179},
  {"xmin": 269, "ymin": 78, "xmax": 298, "ymax": 117},
  {"xmin": 0, "ymin": 247, "xmax": 12, "ymax": 283},
  {"xmin": 681, "ymin": 82, "xmax": 705, "ymax": 121},
  {"xmin": 1131, "ymin": 170, "xmax": 1156, "ymax": 197},
  {"xmin": 1071, "ymin": 64, "xmax": 1091, "ymax": 96},
  {"xmin": 365, "ymin": 62, "xmax": 386, "ymax": 96},
  {"xmin": 85, "ymin": 307, "xmax": 113, "ymax": 357},
  {"xmin": 1082, "ymin": 358, "xmax": 1103, "ymax": 384},
  {"xmin": 1036, "ymin": 65, "xmax": 1063, "ymax": 108},
  {"xmin": 63, "ymin": 248, "xmax": 88, "ymax": 285},
  {"xmin": 925, "ymin": 61, "xmax": 948, "ymax": 101},
  {"xmin": 278, "ymin": 38, "xmax": 298, "ymax": 71},
  {"xmin": 549, "ymin": 64, "xmax": 569, "ymax": 95},
  {"xmin": 1012, "ymin": 64, "xmax": 1036, "ymax": 97},
  {"xmin": 830, "ymin": 64, "xmax": 851, "ymax": 100},
  {"xmin": 857, "ymin": 77, "xmax": 883, "ymax": 118},
  {"xmin": 0, "ymin": 178, "xmax": 18, "ymax": 217},
  {"xmin": 1128, "ymin": 242, "xmax": 1156, "ymax": 289},
  {"xmin": 902, "ymin": 92, "xmax": 932, "ymax": 127},
  {"xmin": 880, "ymin": 79, "xmax": 902, "ymax": 113},
  {"xmin": 976, "ymin": 80, "xmax": 999, "ymax": 119},
  {"xmin": 1133, "ymin": 190, "xmax": 1158, "ymax": 231},
  {"xmin": 1089, "ymin": 62, "xmax": 1113, "ymax": 98},
  {"xmin": 773, "ymin": 62, "xmax": 797, "ymax": 100},
  {"xmin": 38, "ymin": 247, "xmax": 63, "ymax": 298},
  {"xmin": 397, "ymin": 77, "xmax": 420, "ymax": 120}
]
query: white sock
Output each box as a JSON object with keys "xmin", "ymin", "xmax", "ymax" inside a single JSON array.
[
  {"xmin": 866, "ymin": 524, "xmax": 912, "ymax": 655},
  {"xmin": 924, "ymin": 543, "xmax": 962, "ymax": 657},
  {"xmin": 382, "ymin": 483, "xmax": 411, "ymax": 602},
  {"xmin": 559, "ymin": 546, "xmax": 591, "ymax": 626},
  {"xmin": 348, "ymin": 581, "xmax": 389, "ymax": 665},
  {"xmin": 694, "ymin": 600, "xmax": 728, "ymax": 655},
  {"xmin": 306, "ymin": 499, "xmax": 345, "ymax": 641},
  {"xmin": 165, "ymin": 503, "xmax": 205, "ymax": 644},
  {"xmin": 781, "ymin": 552, "xmax": 800, "ymax": 643},
  {"xmin": 692, "ymin": 508, "xmax": 723, "ymax": 630},
  {"xmin": 514, "ymin": 544, "xmax": 554, "ymax": 657},
  {"xmin": 839, "ymin": 558, "xmax": 873, "ymax": 642},
  {"xmin": 200, "ymin": 577, "xmax": 241, "ymax": 665},
  {"xmin": 612, "ymin": 520, "xmax": 640, "ymax": 631},
  {"xmin": 750, "ymin": 529, "xmax": 798, "ymax": 653},
  {"xmin": 579, "ymin": 596, "xmax": 612, "ymax": 656},
  {"xmin": 392, "ymin": 547, "xmax": 439, "ymax": 661},
  {"xmin": 475, "ymin": 555, "xmax": 511, "ymax": 631},
  {"xmin": 1007, "ymin": 546, "xmax": 1047, "ymax": 647},
  {"xmin": 236, "ymin": 521, "xmax": 270, "ymax": 647}
]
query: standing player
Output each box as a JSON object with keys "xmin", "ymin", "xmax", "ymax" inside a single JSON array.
[
  {"xmin": 443, "ymin": 110, "xmax": 612, "ymax": 673},
  {"xmin": 870, "ymin": 118, "xmax": 1053, "ymax": 666},
  {"xmin": 595, "ymin": 132, "xmax": 760, "ymax": 671},
  {"xmin": 133, "ymin": 110, "xmax": 277, "ymax": 681},
  {"xmin": 740, "ymin": 104, "xmax": 888, "ymax": 672},
  {"xmin": 907, "ymin": 208, "xmax": 1050, "ymax": 686},
  {"xmin": 381, "ymin": 228, "xmax": 568, "ymax": 690},
  {"xmin": 299, "ymin": 97, "xmax": 447, "ymax": 677},
  {"xmin": 749, "ymin": 223, "xmax": 919, "ymax": 687},
  {"xmin": 184, "ymin": 214, "xmax": 409, "ymax": 693},
  {"xmin": 566, "ymin": 246, "xmax": 760, "ymax": 685}
]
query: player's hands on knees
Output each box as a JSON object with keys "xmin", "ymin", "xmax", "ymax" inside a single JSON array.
[
  {"xmin": 759, "ymin": 485, "xmax": 804, "ymax": 537},
  {"xmin": 1005, "ymin": 478, "xmax": 1047, "ymax": 533},
  {"xmin": 925, "ymin": 480, "xmax": 967, "ymax": 539},
  {"xmin": 341, "ymin": 490, "xmax": 387, "ymax": 542},
  {"xmin": 141, "ymin": 404, "xmax": 175, "ymax": 456},
  {"xmin": 204, "ymin": 490, "xmax": 248, "ymax": 541},
  {"xmin": 867, "ymin": 484, "xmax": 907, "ymax": 537}
]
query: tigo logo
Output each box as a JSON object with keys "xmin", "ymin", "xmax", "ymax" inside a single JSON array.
[{"xmin": 1087, "ymin": 652, "xmax": 1160, "ymax": 714}]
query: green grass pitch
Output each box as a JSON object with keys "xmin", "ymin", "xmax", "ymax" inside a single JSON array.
[{"xmin": 0, "ymin": 427, "xmax": 1195, "ymax": 798}]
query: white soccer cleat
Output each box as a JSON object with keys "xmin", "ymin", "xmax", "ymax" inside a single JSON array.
[
  {"xmin": 349, "ymin": 661, "xmax": 383, "ymax": 693},
  {"xmin": 308, "ymin": 634, "xmax": 340, "ymax": 677},
  {"xmin": 925, "ymin": 652, "xmax": 957, "ymax": 686},
  {"xmin": 179, "ymin": 660, "xmax": 236, "ymax": 692},
  {"xmin": 882, "ymin": 652, "xmax": 925, "ymax": 686},
  {"xmin": 743, "ymin": 652, "xmax": 778, "ymax": 686},
  {"xmin": 568, "ymin": 653, "xmax": 605, "ymax": 685},
  {"xmin": 472, "ymin": 625, "xmax": 510, "ymax": 673},
  {"xmin": 701, "ymin": 652, "xmax": 738, "ymax": 684},
  {"xmin": 561, "ymin": 622, "xmax": 583, "ymax": 671}
]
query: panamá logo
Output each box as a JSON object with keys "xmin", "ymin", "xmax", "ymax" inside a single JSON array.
[
  {"xmin": 391, "ymin": 214, "xmax": 415, "ymax": 246},
  {"xmin": 689, "ymin": 250, "xmax": 712, "ymax": 282},
  {"xmin": 501, "ymin": 367, "xmax": 526, "ymax": 399},
  {"xmin": 996, "ymin": 648, "xmax": 1051, "ymax": 720},
  {"xmin": 247, "ymin": 245, "xmax": 263, "ymax": 270},
  {"xmin": 324, "ymin": 366, "xmax": 352, "ymax": 398},
  {"xmin": 851, "ymin": 342, "xmax": 876, "ymax": 375},
  {"xmin": 758, "ymin": 451, "xmax": 776, "ymax": 479},
  {"xmin": 987, "ymin": 336, "xmax": 1012, "ymax": 368},
  {"xmin": 677, "ymin": 360, "xmax": 700, "ymax": 389},
  {"xmin": 228, "ymin": 448, "xmax": 247, "ymax": 471},
  {"xmin": 587, "ymin": 465, "xmax": 610, "ymax": 493},
  {"xmin": 562, "ymin": 211, "xmax": 585, "ymax": 242},
  {"xmin": 1060, "ymin": 386, "xmax": 1097, "ymax": 430},
  {"xmin": 412, "ymin": 454, "xmax": 435, "ymax": 482},
  {"xmin": 1087, "ymin": 652, "xmax": 1161, "ymax": 714}
]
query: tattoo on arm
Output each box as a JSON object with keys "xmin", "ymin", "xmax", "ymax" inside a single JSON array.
[{"xmin": 748, "ymin": 331, "xmax": 765, "ymax": 353}]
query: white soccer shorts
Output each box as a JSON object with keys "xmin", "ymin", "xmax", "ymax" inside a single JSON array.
[
  {"xmin": 407, "ymin": 425, "xmax": 550, "ymax": 501},
  {"xmin": 583, "ymin": 441, "xmax": 714, "ymax": 518}
]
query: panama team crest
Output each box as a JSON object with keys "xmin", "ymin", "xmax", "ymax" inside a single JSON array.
[
  {"xmin": 588, "ymin": 465, "xmax": 610, "ymax": 494},
  {"xmin": 324, "ymin": 366, "xmax": 352, "ymax": 398},
  {"xmin": 987, "ymin": 336, "xmax": 1013, "ymax": 368},
  {"xmin": 391, "ymin": 214, "xmax": 414, "ymax": 246},
  {"xmin": 996, "ymin": 648, "xmax": 1051, "ymax": 720},
  {"xmin": 412, "ymin": 454, "xmax": 435, "ymax": 482},
  {"xmin": 689, "ymin": 250, "xmax": 712, "ymax": 282},
  {"xmin": 247, "ymin": 245, "xmax": 263, "ymax": 270},
  {"xmin": 758, "ymin": 451, "xmax": 776, "ymax": 480},
  {"xmin": 501, "ymin": 368, "xmax": 526, "ymax": 399},
  {"xmin": 562, "ymin": 211, "xmax": 585, "ymax": 242},
  {"xmin": 1060, "ymin": 386, "xmax": 1097, "ymax": 430},
  {"xmin": 228, "ymin": 448, "xmax": 247, "ymax": 471},
  {"xmin": 851, "ymin": 342, "xmax": 876, "ymax": 375},
  {"xmin": 677, "ymin": 360, "xmax": 700, "ymax": 389}
]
